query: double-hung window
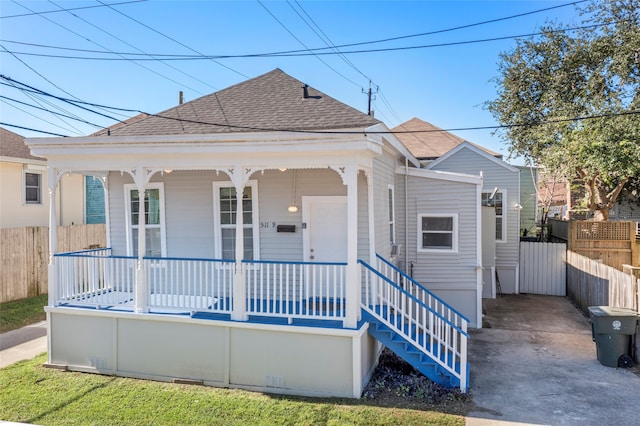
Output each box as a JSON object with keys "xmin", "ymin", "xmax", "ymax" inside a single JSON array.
[
  {"xmin": 24, "ymin": 171, "xmax": 42, "ymax": 204},
  {"xmin": 482, "ymin": 190, "xmax": 505, "ymax": 242},
  {"xmin": 418, "ymin": 214, "xmax": 458, "ymax": 253},
  {"xmin": 213, "ymin": 181, "xmax": 259, "ymax": 260},
  {"xmin": 124, "ymin": 183, "xmax": 166, "ymax": 257}
]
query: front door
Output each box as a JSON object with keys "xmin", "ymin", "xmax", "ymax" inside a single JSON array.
[{"xmin": 302, "ymin": 196, "xmax": 348, "ymax": 263}]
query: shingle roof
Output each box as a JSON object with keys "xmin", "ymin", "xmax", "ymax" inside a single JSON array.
[
  {"xmin": 0, "ymin": 127, "xmax": 43, "ymax": 160},
  {"xmin": 98, "ymin": 69, "xmax": 379, "ymax": 137},
  {"xmin": 392, "ymin": 117, "xmax": 501, "ymax": 160}
]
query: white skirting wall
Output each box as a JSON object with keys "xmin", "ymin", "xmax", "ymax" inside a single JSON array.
[{"xmin": 46, "ymin": 307, "xmax": 379, "ymax": 398}]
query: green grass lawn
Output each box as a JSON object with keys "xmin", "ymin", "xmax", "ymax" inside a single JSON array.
[
  {"xmin": 0, "ymin": 354, "xmax": 465, "ymax": 426},
  {"xmin": 0, "ymin": 294, "xmax": 48, "ymax": 333}
]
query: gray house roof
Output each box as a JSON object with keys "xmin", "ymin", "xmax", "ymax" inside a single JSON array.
[
  {"xmin": 0, "ymin": 127, "xmax": 43, "ymax": 161},
  {"xmin": 95, "ymin": 69, "xmax": 380, "ymax": 137},
  {"xmin": 392, "ymin": 117, "xmax": 502, "ymax": 160}
]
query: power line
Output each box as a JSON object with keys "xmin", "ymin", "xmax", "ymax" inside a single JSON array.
[
  {"xmin": 0, "ymin": 0, "xmax": 146, "ymax": 19},
  {"xmin": 0, "ymin": 122, "xmax": 69, "ymax": 137},
  {"xmin": 0, "ymin": 94, "xmax": 105, "ymax": 128},
  {"xmin": 5, "ymin": 74, "xmax": 638, "ymax": 138},
  {"xmin": 46, "ymin": 0, "xmax": 209, "ymax": 96},
  {"xmin": 96, "ymin": 0, "xmax": 249, "ymax": 80},
  {"xmin": 0, "ymin": 22, "xmax": 613, "ymax": 61},
  {"xmin": 257, "ymin": 0, "xmax": 361, "ymax": 88}
]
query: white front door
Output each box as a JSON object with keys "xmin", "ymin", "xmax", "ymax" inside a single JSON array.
[{"xmin": 302, "ymin": 196, "xmax": 348, "ymax": 263}]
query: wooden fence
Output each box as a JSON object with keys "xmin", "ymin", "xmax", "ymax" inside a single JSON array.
[
  {"xmin": 0, "ymin": 224, "xmax": 106, "ymax": 303},
  {"xmin": 567, "ymin": 250, "xmax": 639, "ymax": 313},
  {"xmin": 549, "ymin": 219, "xmax": 639, "ymax": 271}
]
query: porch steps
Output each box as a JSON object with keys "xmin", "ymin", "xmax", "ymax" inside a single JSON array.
[{"xmin": 362, "ymin": 309, "xmax": 465, "ymax": 389}]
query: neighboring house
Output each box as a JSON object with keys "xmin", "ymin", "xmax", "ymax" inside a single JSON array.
[
  {"xmin": 0, "ymin": 127, "xmax": 103, "ymax": 228},
  {"xmin": 27, "ymin": 69, "xmax": 479, "ymax": 397},
  {"xmin": 393, "ymin": 118, "xmax": 521, "ymax": 297}
]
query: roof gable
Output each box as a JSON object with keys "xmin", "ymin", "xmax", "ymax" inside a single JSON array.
[
  {"xmin": 0, "ymin": 127, "xmax": 43, "ymax": 161},
  {"xmin": 392, "ymin": 117, "xmax": 502, "ymax": 160},
  {"xmin": 426, "ymin": 141, "xmax": 519, "ymax": 173},
  {"xmin": 100, "ymin": 69, "xmax": 380, "ymax": 137}
]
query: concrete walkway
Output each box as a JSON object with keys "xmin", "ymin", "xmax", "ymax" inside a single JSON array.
[
  {"xmin": 465, "ymin": 294, "xmax": 640, "ymax": 426},
  {"xmin": 0, "ymin": 321, "xmax": 47, "ymax": 369}
]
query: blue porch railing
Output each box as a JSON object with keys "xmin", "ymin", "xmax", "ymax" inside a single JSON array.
[{"xmin": 53, "ymin": 250, "xmax": 346, "ymax": 321}]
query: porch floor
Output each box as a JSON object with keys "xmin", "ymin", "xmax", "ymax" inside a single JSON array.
[{"xmin": 57, "ymin": 291, "xmax": 359, "ymax": 330}]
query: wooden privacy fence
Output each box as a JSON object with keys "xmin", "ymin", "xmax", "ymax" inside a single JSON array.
[
  {"xmin": 567, "ymin": 250, "xmax": 639, "ymax": 314},
  {"xmin": 549, "ymin": 219, "xmax": 639, "ymax": 271},
  {"xmin": 0, "ymin": 224, "xmax": 106, "ymax": 303},
  {"xmin": 519, "ymin": 242, "xmax": 567, "ymax": 296}
]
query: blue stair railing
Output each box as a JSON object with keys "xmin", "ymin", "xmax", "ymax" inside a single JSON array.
[{"xmin": 359, "ymin": 256, "xmax": 469, "ymax": 392}]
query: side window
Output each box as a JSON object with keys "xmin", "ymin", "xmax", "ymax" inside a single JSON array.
[
  {"xmin": 482, "ymin": 190, "xmax": 505, "ymax": 242},
  {"xmin": 24, "ymin": 172, "xmax": 42, "ymax": 204},
  {"xmin": 124, "ymin": 183, "xmax": 166, "ymax": 257},
  {"xmin": 418, "ymin": 214, "xmax": 458, "ymax": 253},
  {"xmin": 213, "ymin": 181, "xmax": 259, "ymax": 260}
]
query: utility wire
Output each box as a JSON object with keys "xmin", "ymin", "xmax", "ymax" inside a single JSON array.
[
  {"xmin": 0, "ymin": 21, "xmax": 614, "ymax": 61},
  {"xmin": 96, "ymin": 0, "xmax": 248, "ymax": 80},
  {"xmin": 0, "ymin": 122, "xmax": 69, "ymax": 137},
  {"xmin": 47, "ymin": 0, "xmax": 208, "ymax": 96},
  {"xmin": 1, "ymin": 101, "xmax": 84, "ymax": 135},
  {"xmin": 4, "ymin": 74, "xmax": 638, "ymax": 137},
  {"xmin": 257, "ymin": 0, "xmax": 361, "ymax": 88},
  {"xmin": 0, "ymin": 0, "xmax": 146, "ymax": 19},
  {"xmin": 1, "ymin": 94, "xmax": 105, "ymax": 128}
]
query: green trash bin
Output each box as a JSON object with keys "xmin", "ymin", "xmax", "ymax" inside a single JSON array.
[{"xmin": 588, "ymin": 306, "xmax": 638, "ymax": 368}]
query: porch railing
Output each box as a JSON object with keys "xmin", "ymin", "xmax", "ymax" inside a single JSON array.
[
  {"xmin": 243, "ymin": 260, "xmax": 347, "ymax": 322},
  {"xmin": 374, "ymin": 254, "xmax": 469, "ymax": 329},
  {"xmin": 145, "ymin": 257, "xmax": 234, "ymax": 314},
  {"xmin": 55, "ymin": 248, "xmax": 136, "ymax": 308},
  {"xmin": 360, "ymin": 258, "xmax": 469, "ymax": 392},
  {"xmin": 53, "ymin": 251, "xmax": 345, "ymax": 321}
]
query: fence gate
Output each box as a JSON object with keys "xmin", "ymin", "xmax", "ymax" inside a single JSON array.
[{"xmin": 519, "ymin": 242, "xmax": 567, "ymax": 296}]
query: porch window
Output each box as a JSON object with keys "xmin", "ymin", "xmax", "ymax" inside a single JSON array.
[
  {"xmin": 213, "ymin": 181, "xmax": 260, "ymax": 260},
  {"xmin": 125, "ymin": 183, "xmax": 166, "ymax": 257},
  {"xmin": 24, "ymin": 171, "xmax": 42, "ymax": 204},
  {"xmin": 418, "ymin": 214, "xmax": 458, "ymax": 253},
  {"xmin": 482, "ymin": 190, "xmax": 505, "ymax": 242}
]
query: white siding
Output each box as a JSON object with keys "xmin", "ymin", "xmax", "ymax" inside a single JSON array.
[
  {"xmin": 395, "ymin": 172, "xmax": 480, "ymax": 327},
  {"xmin": 429, "ymin": 148, "xmax": 521, "ymax": 293},
  {"xmin": 372, "ymin": 149, "xmax": 399, "ymax": 259},
  {"xmin": 108, "ymin": 169, "xmax": 348, "ymax": 261}
]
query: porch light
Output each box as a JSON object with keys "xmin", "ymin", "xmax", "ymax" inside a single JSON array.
[
  {"xmin": 288, "ymin": 205, "xmax": 299, "ymax": 213},
  {"xmin": 514, "ymin": 203, "xmax": 523, "ymax": 210}
]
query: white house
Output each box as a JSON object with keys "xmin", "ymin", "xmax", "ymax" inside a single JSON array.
[
  {"xmin": 0, "ymin": 127, "xmax": 99, "ymax": 228},
  {"xmin": 393, "ymin": 118, "xmax": 521, "ymax": 297},
  {"xmin": 27, "ymin": 69, "xmax": 481, "ymax": 397}
]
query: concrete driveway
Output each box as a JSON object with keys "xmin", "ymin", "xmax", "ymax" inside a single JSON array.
[{"xmin": 465, "ymin": 294, "xmax": 640, "ymax": 426}]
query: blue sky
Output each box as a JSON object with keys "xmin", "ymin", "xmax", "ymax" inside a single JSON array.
[{"xmin": 0, "ymin": 0, "xmax": 584, "ymax": 163}]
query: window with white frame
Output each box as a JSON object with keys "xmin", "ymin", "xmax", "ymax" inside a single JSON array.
[
  {"xmin": 388, "ymin": 185, "xmax": 395, "ymax": 244},
  {"xmin": 213, "ymin": 181, "xmax": 259, "ymax": 260},
  {"xmin": 481, "ymin": 190, "xmax": 505, "ymax": 242},
  {"xmin": 418, "ymin": 214, "xmax": 458, "ymax": 253},
  {"xmin": 124, "ymin": 183, "xmax": 166, "ymax": 257},
  {"xmin": 24, "ymin": 171, "xmax": 42, "ymax": 204}
]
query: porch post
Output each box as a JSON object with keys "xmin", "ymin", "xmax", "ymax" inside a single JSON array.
[
  {"xmin": 231, "ymin": 167, "xmax": 248, "ymax": 321},
  {"xmin": 134, "ymin": 167, "xmax": 148, "ymax": 313},
  {"xmin": 47, "ymin": 167, "xmax": 60, "ymax": 307},
  {"xmin": 345, "ymin": 164, "xmax": 360, "ymax": 328}
]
